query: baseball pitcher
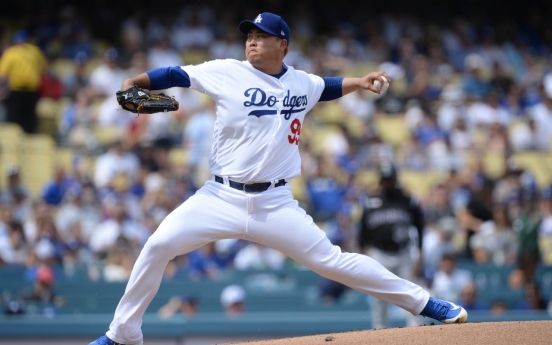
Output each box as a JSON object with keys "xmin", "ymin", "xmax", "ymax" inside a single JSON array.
[{"xmin": 90, "ymin": 12, "xmax": 467, "ymax": 345}]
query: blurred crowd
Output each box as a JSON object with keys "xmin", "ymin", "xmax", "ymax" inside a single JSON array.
[{"xmin": 1, "ymin": 1, "xmax": 552, "ymax": 316}]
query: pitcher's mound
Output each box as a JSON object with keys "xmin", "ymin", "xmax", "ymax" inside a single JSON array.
[{"xmin": 227, "ymin": 321, "xmax": 552, "ymax": 345}]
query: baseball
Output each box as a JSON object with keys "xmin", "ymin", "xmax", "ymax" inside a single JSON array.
[{"xmin": 373, "ymin": 76, "xmax": 388, "ymax": 92}]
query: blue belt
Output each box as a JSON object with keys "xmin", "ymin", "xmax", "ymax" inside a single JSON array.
[{"xmin": 215, "ymin": 175, "xmax": 286, "ymax": 193}]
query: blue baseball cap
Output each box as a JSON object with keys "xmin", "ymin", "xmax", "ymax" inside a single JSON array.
[
  {"xmin": 12, "ymin": 30, "xmax": 28, "ymax": 43},
  {"xmin": 239, "ymin": 12, "xmax": 290, "ymax": 45}
]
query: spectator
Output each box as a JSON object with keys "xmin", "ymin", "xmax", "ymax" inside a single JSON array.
[
  {"xmin": 126, "ymin": 51, "xmax": 149, "ymax": 83},
  {"xmin": 89, "ymin": 48, "xmax": 128, "ymax": 98},
  {"xmin": 55, "ymin": 183, "xmax": 101, "ymax": 242},
  {"xmin": 469, "ymin": 205, "xmax": 519, "ymax": 265},
  {"xmin": 233, "ymin": 243, "xmax": 286, "ymax": 271},
  {"xmin": 517, "ymin": 282, "xmax": 547, "ymax": 310},
  {"xmin": 485, "ymin": 122, "xmax": 510, "ymax": 154},
  {"xmin": 183, "ymin": 99, "xmax": 216, "ymax": 187},
  {"xmin": 0, "ymin": 30, "xmax": 47, "ymax": 133},
  {"xmin": 457, "ymin": 281, "xmax": 489, "ymax": 311},
  {"xmin": 41, "ymin": 166, "xmax": 75, "ymax": 206},
  {"xmin": 209, "ymin": 27, "xmax": 243, "ymax": 60},
  {"xmin": 158, "ymin": 294, "xmax": 199, "ymax": 319},
  {"xmin": 431, "ymin": 254, "xmax": 472, "ymax": 303},
  {"xmin": 19, "ymin": 264, "xmax": 63, "ymax": 315},
  {"xmin": 34, "ymin": 217, "xmax": 67, "ymax": 265},
  {"xmin": 437, "ymin": 80, "xmax": 466, "ymax": 133},
  {"xmin": 305, "ymin": 162, "xmax": 347, "ymax": 222},
  {"xmin": 59, "ymin": 88, "xmax": 98, "ymax": 149},
  {"xmin": 94, "ymin": 140, "xmax": 140, "ymax": 189},
  {"xmin": 148, "ymin": 37, "xmax": 183, "ymax": 70},
  {"xmin": 422, "ymin": 217, "xmax": 458, "ymax": 278},
  {"xmin": 89, "ymin": 201, "xmax": 149, "ymax": 255},
  {"xmin": 490, "ymin": 300, "xmax": 508, "ymax": 315},
  {"xmin": 510, "ymin": 117, "xmax": 549, "ymax": 151},
  {"xmin": 319, "ymin": 278, "xmax": 347, "ymax": 305},
  {"xmin": 170, "ymin": 13, "xmax": 214, "ymax": 51},
  {"xmin": 538, "ymin": 186, "xmax": 552, "ymax": 265},
  {"xmin": 338, "ymin": 89, "xmax": 376, "ymax": 121},
  {"xmin": 462, "ymin": 54, "xmax": 490, "ymax": 99},
  {"xmin": 220, "ymin": 284, "xmax": 246, "ymax": 316},
  {"xmin": 0, "ymin": 164, "xmax": 31, "ymax": 210},
  {"xmin": 187, "ymin": 242, "xmax": 229, "ymax": 280},
  {"xmin": 528, "ymin": 84, "xmax": 552, "ymax": 147},
  {"xmin": 103, "ymin": 248, "xmax": 135, "ymax": 282},
  {"xmin": 489, "ymin": 62, "xmax": 514, "ymax": 96},
  {"xmin": 62, "ymin": 50, "xmax": 90, "ymax": 98},
  {"xmin": 457, "ymin": 198, "xmax": 493, "ymax": 259},
  {"xmin": 0, "ymin": 222, "xmax": 27, "ymax": 265}
]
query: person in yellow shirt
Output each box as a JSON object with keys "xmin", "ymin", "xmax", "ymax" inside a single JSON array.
[{"xmin": 0, "ymin": 30, "xmax": 47, "ymax": 133}]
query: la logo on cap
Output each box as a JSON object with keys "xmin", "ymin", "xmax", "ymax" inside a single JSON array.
[{"xmin": 254, "ymin": 14, "xmax": 262, "ymax": 23}]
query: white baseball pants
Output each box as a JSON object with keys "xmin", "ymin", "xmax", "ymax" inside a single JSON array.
[{"xmin": 106, "ymin": 179, "xmax": 430, "ymax": 344}]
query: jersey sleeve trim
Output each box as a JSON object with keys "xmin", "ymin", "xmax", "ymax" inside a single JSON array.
[
  {"xmin": 319, "ymin": 76, "xmax": 344, "ymax": 102},
  {"xmin": 146, "ymin": 66, "xmax": 191, "ymax": 90}
]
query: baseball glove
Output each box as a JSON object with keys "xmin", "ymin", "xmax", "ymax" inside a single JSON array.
[{"xmin": 116, "ymin": 86, "xmax": 179, "ymax": 116}]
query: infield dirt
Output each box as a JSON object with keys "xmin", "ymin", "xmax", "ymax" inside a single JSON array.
[{"xmin": 226, "ymin": 321, "xmax": 552, "ymax": 345}]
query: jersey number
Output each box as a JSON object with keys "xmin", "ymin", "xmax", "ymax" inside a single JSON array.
[{"xmin": 288, "ymin": 118, "xmax": 302, "ymax": 145}]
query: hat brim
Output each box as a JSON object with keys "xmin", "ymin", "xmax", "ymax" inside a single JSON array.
[{"xmin": 238, "ymin": 20, "xmax": 281, "ymax": 39}]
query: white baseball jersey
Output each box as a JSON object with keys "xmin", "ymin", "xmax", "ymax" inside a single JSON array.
[{"xmin": 181, "ymin": 59, "xmax": 325, "ymax": 183}]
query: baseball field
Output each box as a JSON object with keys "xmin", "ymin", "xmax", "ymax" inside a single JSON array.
[{"xmin": 229, "ymin": 321, "xmax": 552, "ymax": 345}]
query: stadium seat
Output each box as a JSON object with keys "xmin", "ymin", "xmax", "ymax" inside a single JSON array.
[
  {"xmin": 55, "ymin": 148, "xmax": 76, "ymax": 172},
  {"xmin": 373, "ymin": 115, "xmax": 410, "ymax": 147},
  {"xmin": 354, "ymin": 169, "xmax": 378, "ymax": 190},
  {"xmin": 482, "ymin": 153, "xmax": 506, "ymax": 179},
  {"xmin": 169, "ymin": 148, "xmax": 188, "ymax": 167},
  {"xmin": 303, "ymin": 124, "xmax": 343, "ymax": 155},
  {"xmin": 92, "ymin": 126, "xmax": 123, "ymax": 147},
  {"xmin": 51, "ymin": 59, "xmax": 76, "ymax": 80},
  {"xmin": 0, "ymin": 123, "xmax": 23, "ymax": 188},
  {"xmin": 290, "ymin": 176, "xmax": 307, "ymax": 203},
  {"xmin": 513, "ymin": 152, "xmax": 551, "ymax": 188},
  {"xmin": 399, "ymin": 170, "xmax": 447, "ymax": 198},
  {"xmin": 312, "ymin": 101, "xmax": 346, "ymax": 124},
  {"xmin": 182, "ymin": 49, "xmax": 209, "ymax": 65},
  {"xmin": 20, "ymin": 134, "xmax": 56, "ymax": 196},
  {"xmin": 36, "ymin": 98, "xmax": 63, "ymax": 138}
]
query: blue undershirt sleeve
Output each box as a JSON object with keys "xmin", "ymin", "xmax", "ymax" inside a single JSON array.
[
  {"xmin": 319, "ymin": 76, "xmax": 344, "ymax": 102},
  {"xmin": 146, "ymin": 66, "xmax": 191, "ymax": 90}
]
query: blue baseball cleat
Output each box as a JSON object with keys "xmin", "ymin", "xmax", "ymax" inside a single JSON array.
[
  {"xmin": 88, "ymin": 335, "xmax": 124, "ymax": 345},
  {"xmin": 420, "ymin": 297, "xmax": 468, "ymax": 324}
]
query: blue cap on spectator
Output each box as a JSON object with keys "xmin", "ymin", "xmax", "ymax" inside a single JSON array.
[
  {"xmin": 12, "ymin": 30, "xmax": 28, "ymax": 44},
  {"xmin": 104, "ymin": 48, "xmax": 118, "ymax": 62},
  {"xmin": 75, "ymin": 50, "xmax": 89, "ymax": 65},
  {"xmin": 239, "ymin": 12, "xmax": 290, "ymax": 45},
  {"xmin": 542, "ymin": 185, "xmax": 552, "ymax": 200}
]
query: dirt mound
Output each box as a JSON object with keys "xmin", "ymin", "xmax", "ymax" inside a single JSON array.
[{"xmin": 226, "ymin": 321, "xmax": 552, "ymax": 345}]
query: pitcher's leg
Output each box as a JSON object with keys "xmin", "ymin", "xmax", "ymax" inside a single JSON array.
[
  {"xmin": 107, "ymin": 191, "xmax": 246, "ymax": 344},
  {"xmin": 247, "ymin": 201, "xmax": 429, "ymax": 315}
]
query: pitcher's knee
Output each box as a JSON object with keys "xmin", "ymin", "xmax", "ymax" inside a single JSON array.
[
  {"xmin": 142, "ymin": 236, "xmax": 178, "ymax": 260},
  {"xmin": 305, "ymin": 247, "xmax": 344, "ymax": 277}
]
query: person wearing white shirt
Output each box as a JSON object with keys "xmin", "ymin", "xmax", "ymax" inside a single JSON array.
[
  {"xmin": 89, "ymin": 202, "xmax": 149, "ymax": 254},
  {"xmin": 432, "ymin": 254, "xmax": 472, "ymax": 303},
  {"xmin": 147, "ymin": 38, "xmax": 183, "ymax": 70},
  {"xmin": 89, "ymin": 48, "xmax": 129, "ymax": 98},
  {"xmin": 94, "ymin": 140, "xmax": 140, "ymax": 189}
]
